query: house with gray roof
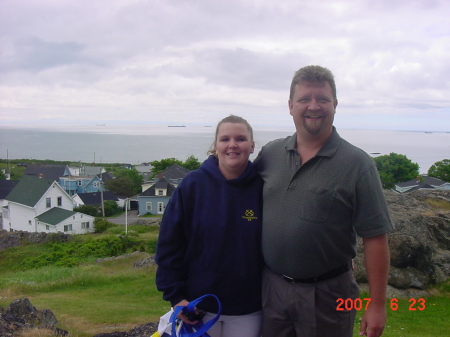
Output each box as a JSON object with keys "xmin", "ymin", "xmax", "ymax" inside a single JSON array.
[
  {"xmin": 393, "ymin": 175, "xmax": 450, "ymax": 193},
  {"xmin": 138, "ymin": 178, "xmax": 176, "ymax": 215},
  {"xmin": 2, "ymin": 175, "xmax": 95, "ymax": 234},
  {"xmin": 73, "ymin": 191, "xmax": 119, "ymax": 207},
  {"xmin": 24, "ymin": 164, "xmax": 66, "ymax": 181},
  {"xmin": 142, "ymin": 164, "xmax": 190, "ymax": 192}
]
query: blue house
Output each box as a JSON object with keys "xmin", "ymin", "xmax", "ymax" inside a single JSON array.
[
  {"xmin": 138, "ymin": 178, "xmax": 176, "ymax": 215},
  {"xmin": 60, "ymin": 175, "xmax": 106, "ymax": 196}
]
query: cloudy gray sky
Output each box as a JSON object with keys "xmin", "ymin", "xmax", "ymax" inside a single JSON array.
[{"xmin": 1, "ymin": 0, "xmax": 449, "ymax": 131}]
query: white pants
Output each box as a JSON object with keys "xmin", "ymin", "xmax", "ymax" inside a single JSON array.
[{"xmin": 203, "ymin": 310, "xmax": 262, "ymax": 337}]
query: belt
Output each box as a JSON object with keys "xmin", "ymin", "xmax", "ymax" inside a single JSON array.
[{"xmin": 281, "ymin": 263, "xmax": 350, "ymax": 284}]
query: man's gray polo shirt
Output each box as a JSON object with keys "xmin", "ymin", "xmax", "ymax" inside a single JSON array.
[{"xmin": 254, "ymin": 128, "xmax": 393, "ymax": 279}]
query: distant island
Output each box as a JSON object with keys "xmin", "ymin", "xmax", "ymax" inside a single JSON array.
[{"xmin": 168, "ymin": 125, "xmax": 186, "ymax": 127}]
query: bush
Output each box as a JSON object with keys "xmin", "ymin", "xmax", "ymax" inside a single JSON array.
[
  {"xmin": 146, "ymin": 238, "xmax": 158, "ymax": 254},
  {"xmin": 103, "ymin": 200, "xmax": 120, "ymax": 217},
  {"xmin": 74, "ymin": 205, "xmax": 101, "ymax": 217},
  {"xmin": 94, "ymin": 218, "xmax": 116, "ymax": 233},
  {"xmin": 19, "ymin": 236, "xmax": 138, "ymax": 270}
]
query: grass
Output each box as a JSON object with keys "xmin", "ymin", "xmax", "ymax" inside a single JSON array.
[
  {"xmin": 0, "ymin": 253, "xmax": 166, "ymax": 337},
  {"xmin": 1, "ymin": 228, "xmax": 449, "ymax": 337},
  {"xmin": 423, "ymin": 198, "xmax": 450, "ymax": 212},
  {"xmin": 353, "ymin": 295, "xmax": 450, "ymax": 336}
]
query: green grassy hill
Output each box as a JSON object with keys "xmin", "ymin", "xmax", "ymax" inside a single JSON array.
[{"xmin": 0, "ymin": 224, "xmax": 166, "ymax": 336}]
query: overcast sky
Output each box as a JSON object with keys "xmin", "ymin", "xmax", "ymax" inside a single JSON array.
[{"xmin": 1, "ymin": 0, "xmax": 449, "ymax": 131}]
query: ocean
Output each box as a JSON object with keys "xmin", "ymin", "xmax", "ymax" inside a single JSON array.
[{"xmin": 1, "ymin": 124, "xmax": 449, "ymax": 174}]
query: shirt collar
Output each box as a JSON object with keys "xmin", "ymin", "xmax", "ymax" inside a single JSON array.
[{"xmin": 285, "ymin": 126, "xmax": 341, "ymax": 158}]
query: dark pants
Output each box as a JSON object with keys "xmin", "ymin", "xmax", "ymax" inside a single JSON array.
[{"xmin": 262, "ymin": 266, "xmax": 359, "ymax": 337}]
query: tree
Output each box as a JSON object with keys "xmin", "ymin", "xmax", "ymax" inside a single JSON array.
[
  {"xmin": 150, "ymin": 155, "xmax": 201, "ymax": 174},
  {"xmin": 150, "ymin": 158, "xmax": 183, "ymax": 174},
  {"xmin": 373, "ymin": 153, "xmax": 419, "ymax": 189},
  {"xmin": 105, "ymin": 168, "xmax": 143, "ymax": 197},
  {"xmin": 182, "ymin": 155, "xmax": 201, "ymax": 171},
  {"xmin": 428, "ymin": 159, "xmax": 450, "ymax": 182}
]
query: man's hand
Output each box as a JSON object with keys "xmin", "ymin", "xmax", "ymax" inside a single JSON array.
[{"xmin": 360, "ymin": 303, "xmax": 386, "ymax": 337}]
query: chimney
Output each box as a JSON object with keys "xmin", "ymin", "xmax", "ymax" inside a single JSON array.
[{"xmin": 39, "ymin": 173, "xmax": 44, "ymax": 179}]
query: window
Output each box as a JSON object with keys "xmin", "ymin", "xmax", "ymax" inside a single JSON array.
[
  {"xmin": 158, "ymin": 202, "xmax": 164, "ymax": 214},
  {"xmin": 77, "ymin": 180, "xmax": 82, "ymax": 186},
  {"xmin": 64, "ymin": 224, "xmax": 73, "ymax": 232},
  {"xmin": 146, "ymin": 202, "xmax": 152, "ymax": 211},
  {"xmin": 57, "ymin": 196, "xmax": 62, "ymax": 206},
  {"xmin": 28, "ymin": 220, "xmax": 32, "ymax": 226},
  {"xmin": 93, "ymin": 181, "xmax": 100, "ymax": 187},
  {"xmin": 158, "ymin": 190, "xmax": 164, "ymax": 196},
  {"xmin": 46, "ymin": 197, "xmax": 51, "ymax": 208},
  {"xmin": 46, "ymin": 225, "xmax": 50, "ymax": 230},
  {"xmin": 81, "ymin": 222, "xmax": 90, "ymax": 229}
]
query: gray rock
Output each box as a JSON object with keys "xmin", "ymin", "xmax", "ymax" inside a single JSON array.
[
  {"xmin": 5, "ymin": 298, "xmax": 38, "ymax": 323},
  {"xmin": 0, "ymin": 230, "xmax": 72, "ymax": 251},
  {"xmin": 133, "ymin": 256, "xmax": 156, "ymax": 268},
  {"xmin": 1, "ymin": 298, "xmax": 68, "ymax": 336},
  {"xmin": 355, "ymin": 189, "xmax": 450, "ymax": 290}
]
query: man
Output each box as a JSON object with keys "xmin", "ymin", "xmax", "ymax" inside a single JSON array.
[{"xmin": 254, "ymin": 65, "xmax": 393, "ymax": 337}]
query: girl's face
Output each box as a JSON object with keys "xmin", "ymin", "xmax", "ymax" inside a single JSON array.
[{"xmin": 215, "ymin": 122, "xmax": 255, "ymax": 180}]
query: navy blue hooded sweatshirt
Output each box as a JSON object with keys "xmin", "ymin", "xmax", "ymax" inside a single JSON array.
[{"xmin": 155, "ymin": 155, "xmax": 263, "ymax": 315}]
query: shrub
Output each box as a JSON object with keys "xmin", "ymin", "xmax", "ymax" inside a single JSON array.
[
  {"xmin": 94, "ymin": 218, "xmax": 116, "ymax": 233},
  {"xmin": 19, "ymin": 236, "xmax": 137, "ymax": 270},
  {"xmin": 103, "ymin": 200, "xmax": 120, "ymax": 217},
  {"xmin": 74, "ymin": 205, "xmax": 101, "ymax": 217}
]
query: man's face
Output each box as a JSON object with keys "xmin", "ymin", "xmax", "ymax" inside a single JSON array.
[{"xmin": 289, "ymin": 81, "xmax": 338, "ymax": 139}]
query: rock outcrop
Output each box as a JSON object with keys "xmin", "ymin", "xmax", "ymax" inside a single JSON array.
[
  {"xmin": 0, "ymin": 231, "xmax": 72, "ymax": 251},
  {"xmin": 0, "ymin": 298, "xmax": 68, "ymax": 337},
  {"xmin": 354, "ymin": 189, "xmax": 450, "ymax": 290},
  {"xmin": 0, "ymin": 298, "xmax": 157, "ymax": 337}
]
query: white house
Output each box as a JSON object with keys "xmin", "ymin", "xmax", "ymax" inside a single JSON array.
[{"xmin": 2, "ymin": 175, "xmax": 95, "ymax": 234}]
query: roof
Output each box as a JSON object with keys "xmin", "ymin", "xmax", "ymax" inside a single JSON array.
[
  {"xmin": 75, "ymin": 191, "xmax": 119, "ymax": 206},
  {"xmin": 80, "ymin": 166, "xmax": 104, "ymax": 176},
  {"xmin": 158, "ymin": 164, "xmax": 191, "ymax": 180},
  {"xmin": 140, "ymin": 178, "xmax": 176, "ymax": 197},
  {"xmin": 36, "ymin": 207, "xmax": 78, "ymax": 226},
  {"xmin": 24, "ymin": 164, "xmax": 66, "ymax": 181},
  {"xmin": 396, "ymin": 176, "xmax": 447, "ymax": 188},
  {"xmin": 402, "ymin": 183, "xmax": 435, "ymax": 193},
  {"xmin": 98, "ymin": 172, "xmax": 113, "ymax": 182},
  {"xmin": 0, "ymin": 180, "xmax": 20, "ymax": 199},
  {"xmin": 6, "ymin": 175, "xmax": 55, "ymax": 207},
  {"xmin": 135, "ymin": 164, "xmax": 152, "ymax": 173}
]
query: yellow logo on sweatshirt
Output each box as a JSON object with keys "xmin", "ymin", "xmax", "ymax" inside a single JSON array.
[{"xmin": 242, "ymin": 209, "xmax": 258, "ymax": 221}]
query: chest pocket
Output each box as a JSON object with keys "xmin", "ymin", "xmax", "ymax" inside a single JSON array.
[{"xmin": 295, "ymin": 187, "xmax": 336, "ymax": 223}]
